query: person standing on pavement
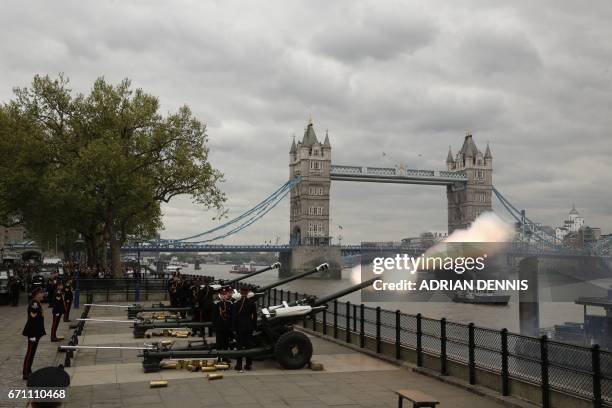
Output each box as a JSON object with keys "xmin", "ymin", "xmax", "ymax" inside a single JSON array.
[
  {"xmin": 63, "ymin": 280, "xmax": 73, "ymax": 322},
  {"xmin": 231, "ymin": 286, "xmax": 257, "ymax": 372},
  {"xmin": 22, "ymin": 287, "xmax": 46, "ymax": 380},
  {"xmin": 50, "ymin": 281, "xmax": 65, "ymax": 342},
  {"xmin": 199, "ymin": 277, "xmax": 215, "ymax": 337},
  {"xmin": 213, "ymin": 287, "xmax": 233, "ymax": 363},
  {"xmin": 8, "ymin": 275, "xmax": 21, "ymax": 306}
]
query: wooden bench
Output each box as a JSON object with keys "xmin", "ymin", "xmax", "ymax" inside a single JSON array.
[{"xmin": 395, "ymin": 389, "xmax": 440, "ymax": 408}]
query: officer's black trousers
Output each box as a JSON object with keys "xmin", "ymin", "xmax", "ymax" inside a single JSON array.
[
  {"xmin": 234, "ymin": 330, "xmax": 253, "ymax": 368},
  {"xmin": 202, "ymin": 309, "xmax": 214, "ymax": 336},
  {"xmin": 216, "ymin": 328, "xmax": 231, "ymax": 350},
  {"xmin": 215, "ymin": 327, "xmax": 231, "ymax": 362}
]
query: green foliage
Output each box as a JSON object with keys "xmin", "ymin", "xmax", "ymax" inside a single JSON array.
[{"xmin": 0, "ymin": 74, "xmax": 225, "ymax": 275}]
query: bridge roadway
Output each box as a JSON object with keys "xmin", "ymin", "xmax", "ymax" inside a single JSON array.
[
  {"xmin": 120, "ymin": 243, "xmax": 363, "ymax": 255},
  {"xmin": 8, "ymin": 241, "xmax": 608, "ymax": 259}
]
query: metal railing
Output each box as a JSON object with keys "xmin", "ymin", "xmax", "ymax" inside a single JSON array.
[
  {"xmin": 69, "ymin": 279, "xmax": 610, "ymax": 406},
  {"xmin": 77, "ymin": 278, "xmax": 169, "ymax": 292},
  {"xmin": 264, "ymin": 288, "xmax": 612, "ymax": 408},
  {"xmin": 330, "ymin": 165, "xmax": 468, "ymax": 182},
  {"xmin": 63, "ymin": 293, "xmax": 92, "ymax": 367}
]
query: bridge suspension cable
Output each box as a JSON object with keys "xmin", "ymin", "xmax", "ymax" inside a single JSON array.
[
  {"xmin": 168, "ymin": 177, "xmax": 300, "ymax": 243},
  {"xmin": 492, "ymin": 186, "xmax": 562, "ymax": 246},
  {"xmin": 493, "ymin": 186, "xmax": 612, "ymax": 256}
]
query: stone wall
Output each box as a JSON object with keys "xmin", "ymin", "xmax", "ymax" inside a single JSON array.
[{"xmin": 279, "ymin": 245, "xmax": 342, "ymax": 278}]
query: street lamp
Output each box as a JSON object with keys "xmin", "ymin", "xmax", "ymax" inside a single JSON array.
[
  {"xmin": 134, "ymin": 240, "xmax": 141, "ymax": 303},
  {"xmin": 74, "ymin": 236, "xmax": 85, "ymax": 309}
]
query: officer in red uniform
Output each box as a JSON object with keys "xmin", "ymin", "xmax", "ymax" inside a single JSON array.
[
  {"xmin": 63, "ymin": 280, "xmax": 73, "ymax": 322},
  {"xmin": 50, "ymin": 281, "xmax": 65, "ymax": 342},
  {"xmin": 22, "ymin": 287, "xmax": 46, "ymax": 380}
]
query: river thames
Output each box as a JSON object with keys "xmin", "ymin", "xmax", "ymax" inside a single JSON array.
[{"xmin": 176, "ymin": 263, "xmax": 602, "ymax": 333}]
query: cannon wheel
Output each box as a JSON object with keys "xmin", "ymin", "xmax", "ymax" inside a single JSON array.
[
  {"xmin": 142, "ymin": 359, "xmax": 161, "ymax": 373},
  {"xmin": 133, "ymin": 328, "xmax": 146, "ymax": 338},
  {"xmin": 274, "ymin": 331, "xmax": 313, "ymax": 369}
]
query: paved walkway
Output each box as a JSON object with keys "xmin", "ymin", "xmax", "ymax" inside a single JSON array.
[
  {"xmin": 0, "ymin": 301, "xmax": 505, "ymax": 408},
  {"xmin": 0, "ymin": 299, "xmax": 72, "ymax": 407}
]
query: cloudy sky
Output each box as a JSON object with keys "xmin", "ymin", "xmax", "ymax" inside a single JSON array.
[{"xmin": 1, "ymin": 0, "xmax": 611, "ymax": 244}]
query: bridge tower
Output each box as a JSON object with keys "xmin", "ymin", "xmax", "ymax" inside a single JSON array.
[
  {"xmin": 446, "ymin": 133, "xmax": 493, "ymax": 233},
  {"xmin": 289, "ymin": 118, "xmax": 332, "ymax": 246},
  {"xmin": 283, "ymin": 118, "xmax": 340, "ymax": 278}
]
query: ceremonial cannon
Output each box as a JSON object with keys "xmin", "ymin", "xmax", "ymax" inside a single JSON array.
[
  {"xmin": 139, "ymin": 272, "xmax": 377, "ymax": 372},
  {"xmin": 220, "ymin": 261, "xmax": 281, "ymax": 286},
  {"xmin": 130, "ymin": 262, "xmax": 326, "ymax": 338},
  {"xmin": 86, "ymin": 262, "xmax": 281, "ymax": 320}
]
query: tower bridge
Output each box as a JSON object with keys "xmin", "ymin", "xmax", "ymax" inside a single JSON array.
[
  {"xmin": 288, "ymin": 119, "xmax": 492, "ymax": 248},
  {"xmin": 16, "ymin": 117, "xmax": 595, "ymax": 277},
  {"xmin": 284, "ymin": 119, "xmax": 493, "ymax": 275}
]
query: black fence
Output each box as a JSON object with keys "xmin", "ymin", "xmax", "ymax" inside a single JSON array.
[
  {"xmin": 264, "ymin": 288, "xmax": 612, "ymax": 408},
  {"xmin": 75, "ymin": 276, "xmax": 216, "ymax": 293},
  {"xmin": 76, "ymin": 278, "xmax": 168, "ymax": 292},
  {"xmin": 63, "ymin": 293, "xmax": 92, "ymax": 368},
  {"xmin": 69, "ymin": 278, "xmax": 611, "ymax": 407}
]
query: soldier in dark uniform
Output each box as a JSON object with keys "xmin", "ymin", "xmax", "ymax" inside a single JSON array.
[
  {"xmin": 199, "ymin": 277, "xmax": 215, "ymax": 336},
  {"xmin": 168, "ymin": 273, "xmax": 178, "ymax": 307},
  {"xmin": 190, "ymin": 281, "xmax": 201, "ymax": 333},
  {"xmin": 30, "ymin": 273, "xmax": 44, "ymax": 299},
  {"xmin": 213, "ymin": 287, "xmax": 233, "ymax": 363},
  {"xmin": 22, "ymin": 287, "xmax": 46, "ymax": 380},
  {"xmin": 63, "ymin": 280, "xmax": 73, "ymax": 322},
  {"xmin": 8, "ymin": 276, "xmax": 21, "ymax": 306},
  {"xmin": 191, "ymin": 281, "xmax": 200, "ymax": 313},
  {"xmin": 231, "ymin": 287, "xmax": 257, "ymax": 372},
  {"xmin": 46, "ymin": 275, "xmax": 57, "ymax": 305},
  {"xmin": 177, "ymin": 276, "xmax": 190, "ymax": 318},
  {"xmin": 50, "ymin": 281, "xmax": 65, "ymax": 342}
]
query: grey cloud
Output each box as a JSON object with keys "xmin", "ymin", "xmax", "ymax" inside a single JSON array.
[
  {"xmin": 457, "ymin": 29, "xmax": 542, "ymax": 76},
  {"xmin": 1, "ymin": 0, "xmax": 611, "ymax": 242},
  {"xmin": 309, "ymin": 6, "xmax": 438, "ymax": 63}
]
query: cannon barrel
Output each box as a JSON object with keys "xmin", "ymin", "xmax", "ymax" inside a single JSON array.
[
  {"xmin": 133, "ymin": 321, "xmax": 212, "ymax": 338},
  {"xmin": 223, "ymin": 262, "xmax": 281, "ymax": 285},
  {"xmin": 311, "ymin": 277, "xmax": 378, "ymax": 307},
  {"xmin": 135, "ymin": 306, "xmax": 191, "ymax": 313},
  {"xmin": 257, "ymin": 263, "xmax": 329, "ymax": 292},
  {"xmin": 143, "ymin": 346, "xmax": 273, "ymax": 360},
  {"xmin": 128, "ymin": 305, "xmax": 191, "ymax": 319}
]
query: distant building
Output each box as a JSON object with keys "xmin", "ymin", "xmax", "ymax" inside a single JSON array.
[
  {"xmin": 555, "ymin": 204, "xmax": 584, "ymax": 240},
  {"xmin": 0, "ymin": 224, "xmax": 27, "ymax": 248},
  {"xmin": 580, "ymin": 227, "xmax": 602, "ymax": 246},
  {"xmin": 550, "ymin": 205, "xmax": 605, "ymax": 249}
]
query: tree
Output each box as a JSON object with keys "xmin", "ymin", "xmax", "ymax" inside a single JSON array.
[{"xmin": 0, "ymin": 75, "xmax": 225, "ymax": 276}]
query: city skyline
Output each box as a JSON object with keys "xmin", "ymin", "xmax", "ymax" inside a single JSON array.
[{"xmin": 1, "ymin": 1, "xmax": 611, "ymax": 244}]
